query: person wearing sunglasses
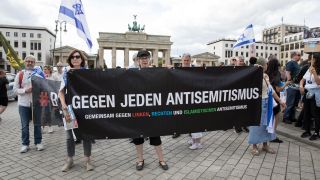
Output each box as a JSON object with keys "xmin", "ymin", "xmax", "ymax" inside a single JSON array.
[
  {"xmin": 132, "ymin": 50, "xmax": 169, "ymax": 171},
  {"xmin": 59, "ymin": 49, "xmax": 94, "ymax": 172},
  {"xmin": 283, "ymin": 51, "xmax": 301, "ymax": 124}
]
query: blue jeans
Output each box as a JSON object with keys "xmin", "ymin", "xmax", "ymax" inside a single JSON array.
[
  {"xmin": 283, "ymin": 87, "xmax": 300, "ymax": 121},
  {"xmin": 19, "ymin": 106, "xmax": 42, "ymax": 146}
]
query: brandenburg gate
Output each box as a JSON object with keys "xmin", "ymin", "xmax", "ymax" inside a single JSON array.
[{"xmin": 97, "ymin": 16, "xmax": 173, "ymax": 68}]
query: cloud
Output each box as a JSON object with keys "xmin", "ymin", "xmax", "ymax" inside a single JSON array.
[{"xmin": 0, "ymin": 0, "xmax": 319, "ymax": 66}]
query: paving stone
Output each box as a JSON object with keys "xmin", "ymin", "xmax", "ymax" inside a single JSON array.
[
  {"xmin": 271, "ymin": 173, "xmax": 285, "ymax": 180},
  {"xmin": 0, "ymin": 102, "xmax": 319, "ymax": 179}
]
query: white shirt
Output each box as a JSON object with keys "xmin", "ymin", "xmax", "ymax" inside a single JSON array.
[
  {"xmin": 13, "ymin": 70, "xmax": 33, "ymax": 107},
  {"xmin": 52, "ymin": 71, "xmax": 63, "ymax": 82},
  {"xmin": 303, "ymin": 70, "xmax": 320, "ymax": 89}
]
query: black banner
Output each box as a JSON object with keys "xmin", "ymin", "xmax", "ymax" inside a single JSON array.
[
  {"xmin": 32, "ymin": 76, "xmax": 63, "ymax": 126},
  {"xmin": 67, "ymin": 66, "xmax": 262, "ymax": 139}
]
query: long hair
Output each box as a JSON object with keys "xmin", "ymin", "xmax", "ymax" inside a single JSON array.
[
  {"xmin": 266, "ymin": 58, "xmax": 280, "ymax": 83},
  {"xmin": 67, "ymin": 49, "xmax": 86, "ymax": 68},
  {"xmin": 313, "ymin": 53, "xmax": 320, "ymax": 74}
]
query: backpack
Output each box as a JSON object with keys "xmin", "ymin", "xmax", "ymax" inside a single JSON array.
[{"xmin": 18, "ymin": 70, "xmax": 24, "ymax": 88}]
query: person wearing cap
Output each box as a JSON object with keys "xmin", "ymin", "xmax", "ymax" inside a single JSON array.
[
  {"xmin": 248, "ymin": 57, "xmax": 285, "ymax": 156},
  {"xmin": 132, "ymin": 50, "xmax": 169, "ymax": 171},
  {"xmin": 128, "ymin": 53, "xmax": 139, "ymax": 69}
]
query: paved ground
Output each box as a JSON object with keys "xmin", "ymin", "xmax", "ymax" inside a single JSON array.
[{"xmin": 0, "ymin": 101, "xmax": 320, "ymax": 180}]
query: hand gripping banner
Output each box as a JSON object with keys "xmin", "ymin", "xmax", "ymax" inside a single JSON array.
[{"xmin": 67, "ymin": 66, "xmax": 262, "ymax": 139}]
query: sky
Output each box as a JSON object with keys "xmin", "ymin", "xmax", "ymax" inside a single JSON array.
[{"xmin": 0, "ymin": 0, "xmax": 319, "ymax": 67}]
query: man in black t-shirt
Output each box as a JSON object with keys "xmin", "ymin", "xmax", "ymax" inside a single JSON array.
[
  {"xmin": 0, "ymin": 69, "xmax": 9, "ymax": 121},
  {"xmin": 283, "ymin": 51, "xmax": 301, "ymax": 124}
]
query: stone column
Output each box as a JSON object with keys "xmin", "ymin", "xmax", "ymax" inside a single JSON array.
[
  {"xmin": 98, "ymin": 47, "xmax": 104, "ymax": 68},
  {"xmin": 164, "ymin": 49, "xmax": 171, "ymax": 65},
  {"xmin": 124, "ymin": 47, "xmax": 129, "ymax": 68},
  {"xmin": 152, "ymin": 49, "xmax": 159, "ymax": 67},
  {"xmin": 112, "ymin": 47, "xmax": 116, "ymax": 68}
]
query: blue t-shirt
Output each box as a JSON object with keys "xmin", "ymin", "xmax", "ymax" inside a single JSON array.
[{"xmin": 285, "ymin": 60, "xmax": 300, "ymax": 82}]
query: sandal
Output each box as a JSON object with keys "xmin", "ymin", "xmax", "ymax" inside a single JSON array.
[
  {"xmin": 250, "ymin": 148, "xmax": 259, "ymax": 156},
  {"xmin": 262, "ymin": 146, "xmax": 276, "ymax": 154},
  {"xmin": 159, "ymin": 161, "xmax": 169, "ymax": 170},
  {"xmin": 136, "ymin": 160, "xmax": 144, "ymax": 171}
]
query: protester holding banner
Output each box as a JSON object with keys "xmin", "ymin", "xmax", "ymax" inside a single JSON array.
[
  {"xmin": 132, "ymin": 50, "xmax": 168, "ymax": 171},
  {"xmin": 234, "ymin": 56, "xmax": 249, "ymax": 134},
  {"xmin": 300, "ymin": 53, "xmax": 320, "ymax": 141},
  {"xmin": 248, "ymin": 57, "xmax": 285, "ymax": 156},
  {"xmin": 179, "ymin": 53, "xmax": 204, "ymax": 150},
  {"xmin": 13, "ymin": 55, "xmax": 44, "ymax": 153},
  {"xmin": 59, "ymin": 49, "xmax": 94, "ymax": 172},
  {"xmin": 41, "ymin": 65, "xmax": 55, "ymax": 133},
  {"xmin": 0, "ymin": 69, "xmax": 9, "ymax": 121}
]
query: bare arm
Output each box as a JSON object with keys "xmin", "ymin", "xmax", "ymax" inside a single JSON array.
[
  {"xmin": 299, "ymin": 78, "xmax": 305, "ymax": 95},
  {"xmin": 310, "ymin": 67, "xmax": 320, "ymax": 85},
  {"xmin": 58, "ymin": 87, "xmax": 67, "ymax": 110},
  {"xmin": 285, "ymin": 70, "xmax": 291, "ymax": 81}
]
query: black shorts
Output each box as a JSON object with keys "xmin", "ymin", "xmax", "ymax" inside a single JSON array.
[
  {"xmin": 132, "ymin": 136, "xmax": 162, "ymax": 146},
  {"xmin": 0, "ymin": 97, "xmax": 8, "ymax": 106},
  {"xmin": 273, "ymin": 104, "xmax": 280, "ymax": 115}
]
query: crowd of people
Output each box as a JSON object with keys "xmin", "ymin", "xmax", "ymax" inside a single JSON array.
[{"xmin": 0, "ymin": 48, "xmax": 319, "ymax": 173}]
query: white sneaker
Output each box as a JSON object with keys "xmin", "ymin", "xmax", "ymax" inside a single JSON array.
[
  {"xmin": 189, "ymin": 143, "xmax": 203, "ymax": 150},
  {"xmin": 48, "ymin": 127, "xmax": 54, "ymax": 133},
  {"xmin": 20, "ymin": 145, "xmax": 29, "ymax": 153},
  {"xmin": 36, "ymin": 144, "xmax": 44, "ymax": 151}
]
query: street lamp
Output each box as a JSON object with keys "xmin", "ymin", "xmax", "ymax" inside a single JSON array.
[{"xmin": 52, "ymin": 20, "xmax": 67, "ymax": 65}]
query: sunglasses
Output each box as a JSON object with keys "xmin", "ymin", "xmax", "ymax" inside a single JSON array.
[{"xmin": 71, "ymin": 55, "xmax": 81, "ymax": 59}]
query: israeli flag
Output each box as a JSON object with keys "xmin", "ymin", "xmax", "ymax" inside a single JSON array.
[
  {"xmin": 233, "ymin": 24, "xmax": 255, "ymax": 49},
  {"xmin": 58, "ymin": 0, "xmax": 93, "ymax": 49},
  {"xmin": 266, "ymin": 86, "xmax": 275, "ymax": 134}
]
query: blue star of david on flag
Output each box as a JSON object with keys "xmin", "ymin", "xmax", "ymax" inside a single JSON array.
[
  {"xmin": 233, "ymin": 24, "xmax": 255, "ymax": 49},
  {"xmin": 58, "ymin": 0, "xmax": 92, "ymax": 49},
  {"xmin": 72, "ymin": 3, "xmax": 84, "ymax": 15}
]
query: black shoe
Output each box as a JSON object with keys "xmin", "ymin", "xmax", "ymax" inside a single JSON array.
[
  {"xmin": 284, "ymin": 120, "xmax": 292, "ymax": 124},
  {"xmin": 301, "ymin": 131, "xmax": 311, "ymax": 138},
  {"xmin": 242, "ymin": 127, "xmax": 249, "ymax": 133},
  {"xmin": 172, "ymin": 134, "xmax": 180, "ymax": 139},
  {"xmin": 159, "ymin": 161, "xmax": 169, "ymax": 170},
  {"xmin": 295, "ymin": 122, "xmax": 302, "ymax": 127},
  {"xmin": 235, "ymin": 127, "xmax": 243, "ymax": 133},
  {"xmin": 75, "ymin": 139, "xmax": 82, "ymax": 145},
  {"xmin": 270, "ymin": 138, "xmax": 283, "ymax": 143},
  {"xmin": 309, "ymin": 133, "xmax": 319, "ymax": 141},
  {"xmin": 136, "ymin": 160, "xmax": 144, "ymax": 171}
]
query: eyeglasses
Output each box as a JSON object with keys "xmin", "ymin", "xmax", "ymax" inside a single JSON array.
[
  {"xmin": 25, "ymin": 61, "xmax": 35, "ymax": 63},
  {"xmin": 139, "ymin": 57, "xmax": 150, "ymax": 60},
  {"xmin": 71, "ymin": 55, "xmax": 81, "ymax": 59}
]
